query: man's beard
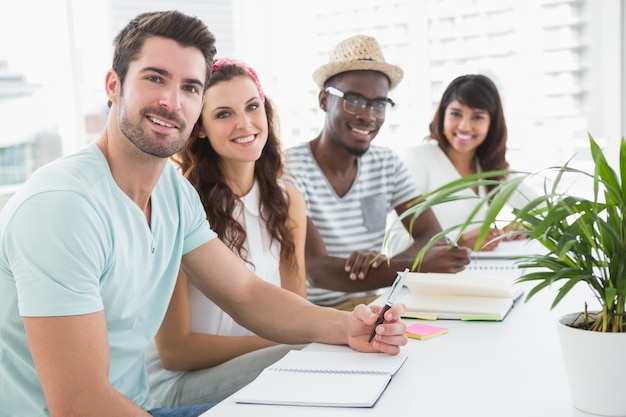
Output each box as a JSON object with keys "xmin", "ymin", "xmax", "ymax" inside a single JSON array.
[
  {"xmin": 118, "ymin": 95, "xmax": 188, "ymax": 158},
  {"xmin": 331, "ymin": 133, "xmax": 369, "ymax": 157}
]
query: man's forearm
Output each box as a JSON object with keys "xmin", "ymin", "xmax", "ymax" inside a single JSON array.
[
  {"xmin": 229, "ymin": 277, "xmax": 351, "ymax": 345},
  {"xmin": 306, "ymin": 255, "xmax": 406, "ymax": 292}
]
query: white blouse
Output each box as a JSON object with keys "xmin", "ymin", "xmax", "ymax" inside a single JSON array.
[
  {"xmin": 385, "ymin": 141, "xmax": 536, "ymax": 255},
  {"xmin": 188, "ymin": 180, "xmax": 282, "ymax": 335}
]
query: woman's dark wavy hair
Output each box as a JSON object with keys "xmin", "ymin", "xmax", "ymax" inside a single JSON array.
[
  {"xmin": 429, "ymin": 74, "xmax": 509, "ymax": 193},
  {"xmin": 173, "ymin": 64, "xmax": 296, "ymax": 270}
]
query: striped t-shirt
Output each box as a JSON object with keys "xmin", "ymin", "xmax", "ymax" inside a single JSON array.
[{"xmin": 283, "ymin": 142, "xmax": 420, "ymax": 306}]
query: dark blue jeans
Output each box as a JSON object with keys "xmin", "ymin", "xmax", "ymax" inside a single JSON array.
[{"xmin": 148, "ymin": 403, "xmax": 214, "ymax": 417}]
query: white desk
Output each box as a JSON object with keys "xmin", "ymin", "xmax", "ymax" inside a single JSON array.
[{"xmin": 202, "ymin": 283, "xmax": 599, "ymax": 417}]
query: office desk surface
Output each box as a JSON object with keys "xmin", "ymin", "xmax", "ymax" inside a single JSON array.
[{"xmin": 202, "ymin": 284, "xmax": 599, "ymax": 417}]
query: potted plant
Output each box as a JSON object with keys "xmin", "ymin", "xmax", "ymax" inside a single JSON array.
[{"xmin": 392, "ymin": 134, "xmax": 626, "ymax": 416}]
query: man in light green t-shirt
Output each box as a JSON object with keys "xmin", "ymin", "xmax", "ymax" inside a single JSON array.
[{"xmin": 0, "ymin": 10, "xmax": 408, "ymax": 417}]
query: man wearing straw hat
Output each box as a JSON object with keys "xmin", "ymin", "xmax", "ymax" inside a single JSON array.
[{"xmin": 284, "ymin": 35, "xmax": 470, "ymax": 310}]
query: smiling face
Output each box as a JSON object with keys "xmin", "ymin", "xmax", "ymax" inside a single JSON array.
[
  {"xmin": 442, "ymin": 99, "xmax": 491, "ymax": 158},
  {"xmin": 112, "ymin": 36, "xmax": 206, "ymax": 158},
  {"xmin": 198, "ymin": 75, "xmax": 268, "ymax": 165},
  {"xmin": 320, "ymin": 70, "xmax": 391, "ymax": 156}
]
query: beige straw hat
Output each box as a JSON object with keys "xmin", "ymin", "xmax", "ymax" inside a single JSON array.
[{"xmin": 312, "ymin": 35, "xmax": 404, "ymax": 90}]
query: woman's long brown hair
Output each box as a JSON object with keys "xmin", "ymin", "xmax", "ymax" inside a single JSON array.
[{"xmin": 172, "ymin": 64, "xmax": 296, "ymax": 271}]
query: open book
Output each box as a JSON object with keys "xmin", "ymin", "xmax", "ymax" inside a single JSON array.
[
  {"xmin": 232, "ymin": 349, "xmax": 408, "ymax": 408},
  {"xmin": 400, "ymin": 264, "xmax": 523, "ymax": 321}
]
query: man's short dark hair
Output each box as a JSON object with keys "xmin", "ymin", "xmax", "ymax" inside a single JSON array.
[{"xmin": 108, "ymin": 10, "xmax": 217, "ymax": 107}]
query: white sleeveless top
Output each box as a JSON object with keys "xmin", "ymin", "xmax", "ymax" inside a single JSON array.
[{"xmin": 187, "ymin": 180, "xmax": 282, "ymax": 335}]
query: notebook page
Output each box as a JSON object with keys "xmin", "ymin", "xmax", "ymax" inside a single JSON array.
[
  {"xmin": 234, "ymin": 370, "xmax": 391, "ymax": 407},
  {"xmin": 464, "ymin": 259, "xmax": 521, "ymax": 275}
]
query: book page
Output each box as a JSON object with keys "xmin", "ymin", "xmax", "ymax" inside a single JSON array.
[
  {"xmin": 401, "ymin": 293, "xmax": 513, "ymax": 320},
  {"xmin": 404, "ymin": 272, "xmax": 519, "ymax": 298}
]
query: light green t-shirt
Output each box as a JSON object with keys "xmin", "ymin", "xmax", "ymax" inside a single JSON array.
[{"xmin": 0, "ymin": 142, "xmax": 216, "ymax": 416}]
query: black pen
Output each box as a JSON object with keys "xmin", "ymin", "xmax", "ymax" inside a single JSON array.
[{"xmin": 368, "ymin": 268, "xmax": 409, "ymax": 343}]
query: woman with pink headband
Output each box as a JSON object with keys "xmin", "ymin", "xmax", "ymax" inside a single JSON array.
[{"xmin": 143, "ymin": 58, "xmax": 307, "ymax": 408}]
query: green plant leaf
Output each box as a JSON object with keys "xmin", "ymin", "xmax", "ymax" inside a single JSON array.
[{"xmin": 387, "ymin": 133, "xmax": 626, "ymax": 332}]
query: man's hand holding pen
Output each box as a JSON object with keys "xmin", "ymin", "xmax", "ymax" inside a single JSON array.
[
  {"xmin": 348, "ymin": 303, "xmax": 408, "ymax": 355},
  {"xmin": 341, "ymin": 269, "xmax": 409, "ymax": 355}
]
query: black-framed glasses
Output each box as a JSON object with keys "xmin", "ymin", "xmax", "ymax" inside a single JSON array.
[{"xmin": 324, "ymin": 86, "xmax": 395, "ymax": 117}]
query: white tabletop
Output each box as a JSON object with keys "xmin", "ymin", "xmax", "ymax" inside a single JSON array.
[{"xmin": 202, "ymin": 282, "xmax": 599, "ymax": 417}]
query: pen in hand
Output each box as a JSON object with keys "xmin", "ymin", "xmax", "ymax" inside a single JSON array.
[
  {"xmin": 445, "ymin": 236, "xmax": 458, "ymax": 248},
  {"xmin": 368, "ymin": 268, "xmax": 409, "ymax": 343}
]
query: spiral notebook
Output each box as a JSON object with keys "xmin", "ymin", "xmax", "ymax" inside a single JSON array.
[
  {"xmin": 232, "ymin": 349, "xmax": 408, "ymax": 407},
  {"xmin": 463, "ymin": 259, "xmax": 521, "ymax": 276}
]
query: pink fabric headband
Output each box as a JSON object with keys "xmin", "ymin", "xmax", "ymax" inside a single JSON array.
[{"xmin": 211, "ymin": 58, "xmax": 265, "ymax": 103}]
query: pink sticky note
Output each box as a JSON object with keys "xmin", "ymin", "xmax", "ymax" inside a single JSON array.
[{"xmin": 406, "ymin": 322, "xmax": 448, "ymax": 340}]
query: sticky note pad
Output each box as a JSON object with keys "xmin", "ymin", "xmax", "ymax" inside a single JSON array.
[{"xmin": 406, "ymin": 322, "xmax": 448, "ymax": 340}]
